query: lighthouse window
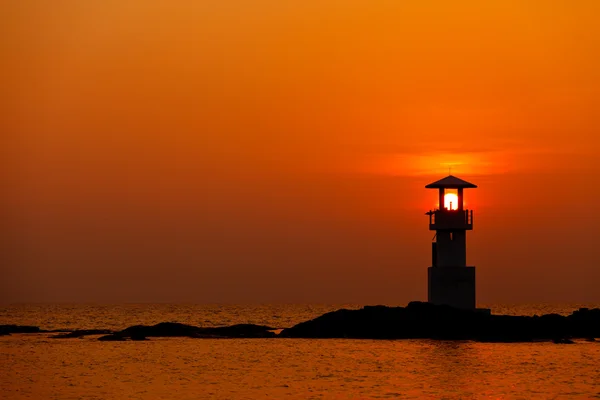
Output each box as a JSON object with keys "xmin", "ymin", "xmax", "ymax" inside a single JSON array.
[
  {"xmin": 444, "ymin": 189, "xmax": 459, "ymax": 210},
  {"xmin": 450, "ymin": 232, "xmax": 453, "ymax": 241}
]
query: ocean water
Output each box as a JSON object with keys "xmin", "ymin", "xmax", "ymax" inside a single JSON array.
[{"xmin": 1, "ymin": 304, "xmax": 599, "ymax": 399}]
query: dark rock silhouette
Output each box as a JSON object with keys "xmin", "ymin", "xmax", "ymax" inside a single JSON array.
[
  {"xmin": 118, "ymin": 322, "xmax": 200, "ymax": 338},
  {"xmin": 51, "ymin": 329, "xmax": 113, "ymax": 339},
  {"xmin": 552, "ymin": 338, "xmax": 575, "ymax": 344},
  {"xmin": 98, "ymin": 334, "xmax": 128, "ymax": 341},
  {"xmin": 99, "ymin": 322, "xmax": 277, "ymax": 340},
  {"xmin": 0, "ymin": 325, "xmax": 43, "ymax": 335},
  {"xmin": 279, "ymin": 302, "xmax": 600, "ymax": 342},
  {"xmin": 3, "ymin": 304, "xmax": 599, "ymax": 343},
  {"xmin": 1, "ymin": 322, "xmax": 276, "ymax": 340},
  {"xmin": 97, "ymin": 333, "xmax": 147, "ymax": 341}
]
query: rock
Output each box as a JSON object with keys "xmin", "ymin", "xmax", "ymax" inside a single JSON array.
[
  {"xmin": 280, "ymin": 302, "xmax": 600, "ymax": 342},
  {"xmin": 51, "ymin": 329, "xmax": 113, "ymax": 339},
  {"xmin": 98, "ymin": 334, "xmax": 127, "ymax": 341},
  {"xmin": 0, "ymin": 325, "xmax": 43, "ymax": 335},
  {"xmin": 567, "ymin": 308, "xmax": 600, "ymax": 337},
  {"xmin": 553, "ymin": 338, "xmax": 575, "ymax": 344},
  {"xmin": 114, "ymin": 322, "xmax": 276, "ymax": 339}
]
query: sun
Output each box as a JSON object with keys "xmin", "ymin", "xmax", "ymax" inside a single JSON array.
[{"xmin": 444, "ymin": 193, "xmax": 458, "ymax": 210}]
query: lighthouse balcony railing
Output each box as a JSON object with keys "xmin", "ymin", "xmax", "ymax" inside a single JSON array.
[{"xmin": 429, "ymin": 209, "xmax": 473, "ymax": 230}]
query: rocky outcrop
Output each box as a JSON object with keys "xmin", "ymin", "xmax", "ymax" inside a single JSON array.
[
  {"xmin": 4, "ymin": 303, "xmax": 599, "ymax": 343},
  {"xmin": 279, "ymin": 302, "xmax": 600, "ymax": 342},
  {"xmin": 98, "ymin": 334, "xmax": 128, "ymax": 341},
  {"xmin": 102, "ymin": 322, "xmax": 277, "ymax": 340},
  {"xmin": 0, "ymin": 325, "xmax": 43, "ymax": 335},
  {"xmin": 1, "ymin": 322, "xmax": 276, "ymax": 340},
  {"xmin": 51, "ymin": 329, "xmax": 113, "ymax": 338}
]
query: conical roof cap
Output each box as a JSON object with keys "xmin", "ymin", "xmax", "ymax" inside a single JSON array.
[{"xmin": 425, "ymin": 175, "xmax": 477, "ymax": 189}]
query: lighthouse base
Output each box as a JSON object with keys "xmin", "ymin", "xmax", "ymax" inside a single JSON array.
[{"xmin": 428, "ymin": 266, "xmax": 476, "ymax": 310}]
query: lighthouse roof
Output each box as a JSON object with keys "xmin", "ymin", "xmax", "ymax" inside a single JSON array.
[{"xmin": 425, "ymin": 175, "xmax": 477, "ymax": 189}]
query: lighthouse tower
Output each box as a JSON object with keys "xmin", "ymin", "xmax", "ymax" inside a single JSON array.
[{"xmin": 425, "ymin": 175, "xmax": 477, "ymax": 309}]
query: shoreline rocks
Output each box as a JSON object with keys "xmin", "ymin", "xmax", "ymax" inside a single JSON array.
[
  {"xmin": 115, "ymin": 322, "xmax": 277, "ymax": 339},
  {"xmin": 0, "ymin": 325, "xmax": 43, "ymax": 335},
  {"xmin": 94, "ymin": 322, "xmax": 278, "ymax": 341},
  {"xmin": 279, "ymin": 302, "xmax": 600, "ymax": 342},
  {"xmin": 2, "ymin": 303, "xmax": 598, "ymax": 343},
  {"xmin": 51, "ymin": 329, "xmax": 113, "ymax": 339}
]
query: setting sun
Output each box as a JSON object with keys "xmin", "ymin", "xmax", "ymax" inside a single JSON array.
[{"xmin": 444, "ymin": 193, "xmax": 458, "ymax": 210}]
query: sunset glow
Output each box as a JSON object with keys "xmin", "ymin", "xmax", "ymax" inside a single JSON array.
[{"xmin": 2, "ymin": 0, "xmax": 599, "ymax": 304}]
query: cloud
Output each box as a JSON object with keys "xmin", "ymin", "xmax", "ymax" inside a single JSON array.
[{"xmin": 357, "ymin": 140, "xmax": 590, "ymax": 178}]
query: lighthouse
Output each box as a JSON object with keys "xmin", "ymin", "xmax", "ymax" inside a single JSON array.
[{"xmin": 425, "ymin": 175, "xmax": 477, "ymax": 309}]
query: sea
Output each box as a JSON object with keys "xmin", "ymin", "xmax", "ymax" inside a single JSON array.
[{"xmin": 1, "ymin": 303, "xmax": 599, "ymax": 400}]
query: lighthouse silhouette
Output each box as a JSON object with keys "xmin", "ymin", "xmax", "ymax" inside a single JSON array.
[{"xmin": 425, "ymin": 175, "xmax": 477, "ymax": 309}]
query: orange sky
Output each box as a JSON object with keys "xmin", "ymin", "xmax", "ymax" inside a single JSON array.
[{"xmin": 2, "ymin": 1, "xmax": 599, "ymax": 303}]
